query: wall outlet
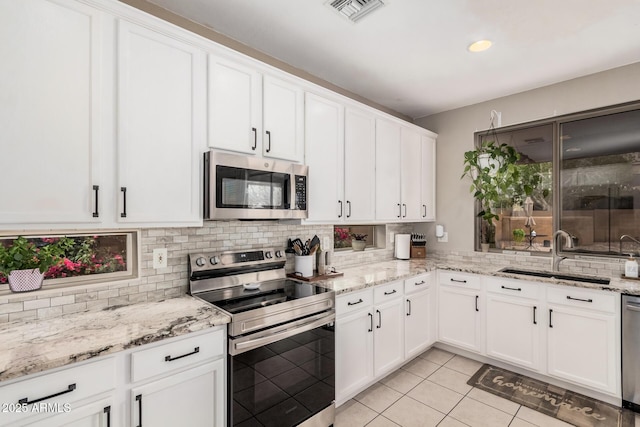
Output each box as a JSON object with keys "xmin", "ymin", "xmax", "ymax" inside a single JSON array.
[
  {"xmin": 437, "ymin": 232, "xmax": 448, "ymax": 243},
  {"xmin": 389, "ymin": 232, "xmax": 395, "ymax": 243},
  {"xmin": 153, "ymin": 248, "xmax": 168, "ymax": 269},
  {"xmin": 323, "ymin": 236, "xmax": 331, "ymax": 251}
]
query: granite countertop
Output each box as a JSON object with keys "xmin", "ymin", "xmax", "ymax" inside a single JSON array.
[
  {"xmin": 0, "ymin": 296, "xmax": 230, "ymax": 382},
  {"xmin": 317, "ymin": 259, "xmax": 640, "ymax": 296}
]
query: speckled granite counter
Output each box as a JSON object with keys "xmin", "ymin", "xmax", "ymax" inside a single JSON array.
[
  {"xmin": 0, "ymin": 296, "xmax": 230, "ymax": 382},
  {"xmin": 316, "ymin": 259, "xmax": 640, "ymax": 296}
]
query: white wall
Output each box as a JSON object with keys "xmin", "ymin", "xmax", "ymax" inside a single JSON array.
[{"xmin": 414, "ymin": 62, "xmax": 640, "ymax": 251}]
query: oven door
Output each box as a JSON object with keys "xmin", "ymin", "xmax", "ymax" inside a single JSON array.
[{"xmin": 229, "ymin": 312, "xmax": 335, "ymax": 427}]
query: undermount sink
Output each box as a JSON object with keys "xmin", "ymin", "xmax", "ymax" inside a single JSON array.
[{"xmin": 499, "ymin": 268, "xmax": 610, "ymax": 285}]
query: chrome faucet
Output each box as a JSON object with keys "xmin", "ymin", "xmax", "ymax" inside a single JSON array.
[
  {"xmin": 552, "ymin": 230, "xmax": 574, "ymax": 271},
  {"xmin": 620, "ymin": 234, "xmax": 640, "ymax": 256}
]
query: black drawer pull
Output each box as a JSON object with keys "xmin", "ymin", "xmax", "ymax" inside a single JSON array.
[
  {"xmin": 402, "ymin": 203, "xmax": 407, "ymax": 218},
  {"xmin": 368, "ymin": 312, "xmax": 373, "ymax": 332},
  {"xmin": 566, "ymin": 296, "xmax": 593, "ymax": 303},
  {"xmin": 407, "ymin": 299, "xmax": 411, "ymax": 316},
  {"xmin": 92, "ymin": 185, "xmax": 99, "ymax": 218},
  {"xmin": 414, "ymin": 280, "xmax": 426, "ymax": 286},
  {"xmin": 265, "ymin": 130, "xmax": 271, "ymax": 152},
  {"xmin": 376, "ymin": 309, "xmax": 382, "ymax": 329},
  {"xmin": 136, "ymin": 394, "xmax": 142, "ymax": 427},
  {"xmin": 165, "ymin": 347, "xmax": 200, "ymax": 362},
  {"xmin": 384, "ymin": 290, "xmax": 397, "ymax": 295},
  {"xmin": 104, "ymin": 406, "xmax": 111, "ymax": 427},
  {"xmin": 19, "ymin": 383, "xmax": 76, "ymax": 405},
  {"xmin": 533, "ymin": 306, "xmax": 537, "ymax": 325},
  {"xmin": 549, "ymin": 309, "xmax": 553, "ymax": 328},
  {"xmin": 347, "ymin": 298, "xmax": 363, "ymax": 306},
  {"xmin": 423, "ymin": 204, "xmax": 427, "ymax": 217},
  {"xmin": 251, "ymin": 127, "xmax": 257, "ymax": 150},
  {"xmin": 397, "ymin": 203, "xmax": 401, "ymax": 218},
  {"xmin": 338, "ymin": 200, "xmax": 343, "ymax": 218},
  {"xmin": 450, "ymin": 278, "xmax": 467, "ymax": 283},
  {"xmin": 120, "ymin": 187, "xmax": 127, "ymax": 218},
  {"xmin": 347, "ymin": 201, "xmax": 352, "ymax": 218},
  {"xmin": 501, "ymin": 285, "xmax": 522, "ymax": 292},
  {"xmin": 475, "ymin": 295, "xmax": 479, "ymax": 312}
]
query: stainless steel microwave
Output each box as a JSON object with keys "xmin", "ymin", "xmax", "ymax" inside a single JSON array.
[{"xmin": 204, "ymin": 151, "xmax": 308, "ymax": 220}]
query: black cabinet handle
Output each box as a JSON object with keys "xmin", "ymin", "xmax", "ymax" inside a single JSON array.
[
  {"xmin": 451, "ymin": 278, "xmax": 467, "ymax": 283},
  {"xmin": 402, "ymin": 203, "xmax": 407, "ymax": 218},
  {"xmin": 136, "ymin": 394, "xmax": 142, "ymax": 427},
  {"xmin": 414, "ymin": 280, "xmax": 426, "ymax": 286},
  {"xmin": 397, "ymin": 203, "xmax": 401, "ymax": 218},
  {"xmin": 338, "ymin": 200, "xmax": 343, "ymax": 218},
  {"xmin": 92, "ymin": 185, "xmax": 99, "ymax": 218},
  {"xmin": 347, "ymin": 298, "xmax": 363, "ymax": 306},
  {"xmin": 384, "ymin": 289, "xmax": 397, "ymax": 295},
  {"xmin": 407, "ymin": 299, "xmax": 411, "ymax": 316},
  {"xmin": 368, "ymin": 312, "xmax": 373, "ymax": 332},
  {"xmin": 423, "ymin": 204, "xmax": 427, "ymax": 217},
  {"xmin": 501, "ymin": 285, "xmax": 522, "ymax": 292},
  {"xmin": 347, "ymin": 201, "xmax": 352, "ymax": 218},
  {"xmin": 104, "ymin": 406, "xmax": 111, "ymax": 427},
  {"xmin": 120, "ymin": 187, "xmax": 127, "ymax": 218},
  {"xmin": 376, "ymin": 309, "xmax": 382, "ymax": 329},
  {"xmin": 549, "ymin": 309, "xmax": 553, "ymax": 328},
  {"xmin": 566, "ymin": 296, "xmax": 593, "ymax": 303},
  {"xmin": 251, "ymin": 127, "xmax": 257, "ymax": 150},
  {"xmin": 165, "ymin": 347, "xmax": 199, "ymax": 362},
  {"xmin": 18, "ymin": 384, "xmax": 76, "ymax": 405},
  {"xmin": 475, "ymin": 295, "xmax": 479, "ymax": 312},
  {"xmin": 533, "ymin": 306, "xmax": 537, "ymax": 325},
  {"xmin": 265, "ymin": 130, "xmax": 271, "ymax": 152}
]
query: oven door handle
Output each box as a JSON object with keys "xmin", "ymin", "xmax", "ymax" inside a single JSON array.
[{"xmin": 230, "ymin": 312, "xmax": 335, "ymax": 355}]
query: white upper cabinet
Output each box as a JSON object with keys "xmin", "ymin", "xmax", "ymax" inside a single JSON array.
[
  {"xmin": 304, "ymin": 93, "xmax": 345, "ymax": 222},
  {"xmin": 421, "ymin": 135, "xmax": 437, "ymax": 221},
  {"xmin": 208, "ymin": 56, "xmax": 262, "ymax": 155},
  {"xmin": 375, "ymin": 119, "xmax": 402, "ymax": 221},
  {"xmin": 208, "ymin": 59, "xmax": 304, "ymax": 163},
  {"xmin": 344, "ymin": 107, "xmax": 376, "ymax": 222},
  {"xmin": 262, "ymin": 75, "xmax": 304, "ymax": 162},
  {"xmin": 116, "ymin": 19, "xmax": 205, "ymax": 225},
  {"xmin": 0, "ymin": 0, "xmax": 103, "ymax": 228},
  {"xmin": 400, "ymin": 127, "xmax": 422, "ymax": 221}
]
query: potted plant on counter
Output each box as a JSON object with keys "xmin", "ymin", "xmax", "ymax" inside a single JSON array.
[
  {"xmin": 350, "ymin": 233, "xmax": 368, "ymax": 251},
  {"xmin": 0, "ymin": 236, "xmax": 73, "ymax": 292}
]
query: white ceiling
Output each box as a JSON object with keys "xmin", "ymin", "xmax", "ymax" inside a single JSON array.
[{"xmin": 146, "ymin": 0, "xmax": 640, "ymax": 120}]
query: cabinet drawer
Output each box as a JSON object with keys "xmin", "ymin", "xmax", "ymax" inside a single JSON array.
[
  {"xmin": 131, "ymin": 328, "xmax": 225, "ymax": 383},
  {"xmin": 547, "ymin": 285, "xmax": 617, "ymax": 313},
  {"xmin": 404, "ymin": 273, "xmax": 433, "ymax": 294},
  {"xmin": 374, "ymin": 281, "xmax": 403, "ymax": 303},
  {"xmin": 439, "ymin": 271, "xmax": 481, "ymax": 290},
  {"xmin": 486, "ymin": 277, "xmax": 541, "ymax": 300},
  {"xmin": 336, "ymin": 288, "xmax": 373, "ymax": 316},
  {"xmin": 0, "ymin": 358, "xmax": 115, "ymax": 425}
]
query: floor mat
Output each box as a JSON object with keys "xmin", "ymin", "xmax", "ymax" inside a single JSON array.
[{"xmin": 467, "ymin": 364, "xmax": 635, "ymax": 427}]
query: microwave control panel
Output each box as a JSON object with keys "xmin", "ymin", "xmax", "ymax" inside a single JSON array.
[{"xmin": 295, "ymin": 175, "xmax": 307, "ymax": 210}]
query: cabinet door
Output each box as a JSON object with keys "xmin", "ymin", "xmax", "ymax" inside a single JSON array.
[
  {"xmin": 375, "ymin": 119, "xmax": 401, "ymax": 221},
  {"xmin": 405, "ymin": 287, "xmax": 435, "ymax": 360},
  {"xmin": 486, "ymin": 294, "xmax": 541, "ymax": 371},
  {"xmin": 262, "ymin": 75, "xmax": 304, "ymax": 162},
  {"xmin": 374, "ymin": 298, "xmax": 404, "ymax": 376},
  {"xmin": 547, "ymin": 305, "xmax": 617, "ymax": 394},
  {"xmin": 438, "ymin": 286, "xmax": 482, "ymax": 353},
  {"xmin": 117, "ymin": 20, "xmax": 205, "ymax": 225},
  {"xmin": 336, "ymin": 309, "xmax": 374, "ymax": 404},
  {"xmin": 400, "ymin": 127, "xmax": 422, "ymax": 221},
  {"xmin": 304, "ymin": 93, "xmax": 344, "ymax": 222},
  {"xmin": 344, "ymin": 108, "xmax": 376, "ymax": 222},
  {"xmin": 421, "ymin": 135, "xmax": 437, "ymax": 221},
  {"xmin": 0, "ymin": 0, "xmax": 102, "ymax": 227},
  {"xmin": 208, "ymin": 55, "xmax": 262, "ymax": 154},
  {"xmin": 131, "ymin": 359, "xmax": 224, "ymax": 427},
  {"xmin": 26, "ymin": 398, "xmax": 113, "ymax": 427}
]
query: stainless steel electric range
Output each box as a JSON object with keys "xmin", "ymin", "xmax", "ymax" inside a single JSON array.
[{"xmin": 189, "ymin": 248, "xmax": 335, "ymax": 427}]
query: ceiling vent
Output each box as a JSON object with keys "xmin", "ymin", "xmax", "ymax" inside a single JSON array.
[{"xmin": 328, "ymin": 0, "xmax": 385, "ymax": 22}]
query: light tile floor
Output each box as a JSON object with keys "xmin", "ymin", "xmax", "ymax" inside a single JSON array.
[{"xmin": 336, "ymin": 348, "xmax": 639, "ymax": 427}]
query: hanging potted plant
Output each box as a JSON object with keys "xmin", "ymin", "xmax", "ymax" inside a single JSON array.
[
  {"xmin": 0, "ymin": 236, "xmax": 73, "ymax": 292},
  {"xmin": 461, "ymin": 137, "xmax": 520, "ymax": 251}
]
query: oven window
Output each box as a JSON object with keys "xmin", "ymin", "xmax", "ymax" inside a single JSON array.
[
  {"xmin": 217, "ymin": 165, "xmax": 289, "ymax": 209},
  {"xmin": 230, "ymin": 323, "xmax": 335, "ymax": 426}
]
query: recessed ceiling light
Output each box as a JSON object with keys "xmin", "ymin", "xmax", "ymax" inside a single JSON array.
[{"xmin": 468, "ymin": 40, "xmax": 492, "ymax": 53}]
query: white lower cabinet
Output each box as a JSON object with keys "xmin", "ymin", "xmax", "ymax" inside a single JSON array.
[
  {"xmin": 404, "ymin": 273, "xmax": 436, "ymax": 360},
  {"xmin": 485, "ymin": 278, "xmax": 542, "ymax": 372},
  {"xmin": 546, "ymin": 285, "xmax": 619, "ymax": 395},
  {"xmin": 372, "ymin": 282, "xmax": 405, "ymax": 377},
  {"xmin": 25, "ymin": 397, "xmax": 114, "ymax": 427},
  {"xmin": 438, "ymin": 272, "xmax": 483, "ymax": 353}
]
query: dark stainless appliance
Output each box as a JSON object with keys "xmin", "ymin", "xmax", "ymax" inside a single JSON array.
[
  {"xmin": 189, "ymin": 248, "xmax": 335, "ymax": 427},
  {"xmin": 623, "ymin": 294, "xmax": 640, "ymax": 411},
  {"xmin": 204, "ymin": 151, "xmax": 308, "ymax": 220}
]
